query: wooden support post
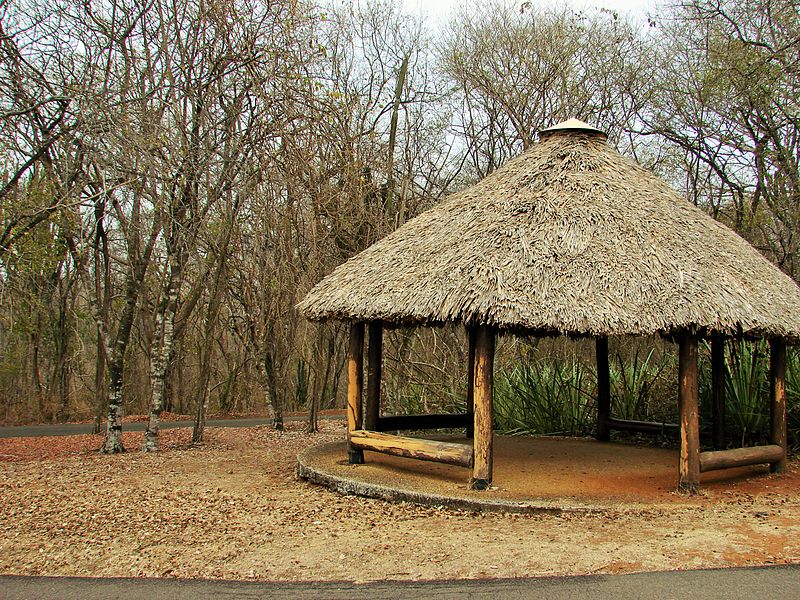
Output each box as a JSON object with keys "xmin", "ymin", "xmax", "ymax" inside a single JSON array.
[
  {"xmin": 678, "ymin": 331, "xmax": 700, "ymax": 494},
  {"xmin": 347, "ymin": 322, "xmax": 365, "ymax": 464},
  {"xmin": 466, "ymin": 326, "xmax": 476, "ymax": 438},
  {"xmin": 770, "ymin": 338, "xmax": 787, "ymax": 474},
  {"xmin": 364, "ymin": 322, "xmax": 382, "ymax": 431},
  {"xmin": 596, "ymin": 336, "xmax": 611, "ymax": 442},
  {"xmin": 711, "ymin": 333, "xmax": 726, "ymax": 450},
  {"xmin": 470, "ymin": 325, "xmax": 495, "ymax": 490}
]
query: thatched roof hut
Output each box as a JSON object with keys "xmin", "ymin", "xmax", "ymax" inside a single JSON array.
[
  {"xmin": 299, "ymin": 119, "xmax": 800, "ymax": 341},
  {"xmin": 298, "ymin": 119, "xmax": 800, "ymax": 494}
]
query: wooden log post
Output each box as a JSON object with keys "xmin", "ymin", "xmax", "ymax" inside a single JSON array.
[
  {"xmin": 596, "ymin": 336, "xmax": 611, "ymax": 442},
  {"xmin": 699, "ymin": 444, "xmax": 784, "ymax": 472},
  {"xmin": 711, "ymin": 333, "xmax": 726, "ymax": 450},
  {"xmin": 364, "ymin": 322, "xmax": 383, "ymax": 431},
  {"xmin": 471, "ymin": 325, "xmax": 495, "ymax": 490},
  {"xmin": 349, "ymin": 430, "xmax": 473, "ymax": 467},
  {"xmin": 770, "ymin": 338, "xmax": 787, "ymax": 474},
  {"xmin": 466, "ymin": 326, "xmax": 476, "ymax": 438},
  {"xmin": 678, "ymin": 331, "xmax": 700, "ymax": 494},
  {"xmin": 347, "ymin": 322, "xmax": 365, "ymax": 464}
]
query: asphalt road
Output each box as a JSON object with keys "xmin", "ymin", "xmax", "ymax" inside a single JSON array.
[
  {"xmin": 0, "ymin": 415, "xmax": 340, "ymax": 438},
  {"xmin": 1, "ymin": 566, "xmax": 798, "ymax": 599}
]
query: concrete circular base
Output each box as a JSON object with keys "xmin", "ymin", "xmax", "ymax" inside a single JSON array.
[
  {"xmin": 298, "ymin": 438, "xmax": 653, "ymax": 514},
  {"xmin": 297, "ymin": 442, "xmax": 608, "ymax": 514},
  {"xmin": 297, "ymin": 442, "xmax": 607, "ymax": 513},
  {"xmin": 297, "ymin": 436, "xmax": 776, "ymax": 514}
]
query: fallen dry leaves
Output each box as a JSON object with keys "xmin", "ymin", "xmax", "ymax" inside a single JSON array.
[{"xmin": 0, "ymin": 421, "xmax": 799, "ymax": 582}]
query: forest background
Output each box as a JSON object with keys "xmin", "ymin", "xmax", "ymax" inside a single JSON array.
[{"xmin": 1, "ymin": 0, "xmax": 798, "ymax": 452}]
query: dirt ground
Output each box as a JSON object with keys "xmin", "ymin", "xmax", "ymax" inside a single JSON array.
[{"xmin": 0, "ymin": 421, "xmax": 798, "ymax": 582}]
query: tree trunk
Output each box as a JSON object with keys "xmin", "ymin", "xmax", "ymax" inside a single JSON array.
[
  {"xmin": 175, "ymin": 350, "xmax": 185, "ymax": 415},
  {"xmin": 99, "ymin": 263, "xmax": 150, "ymax": 453},
  {"xmin": 67, "ymin": 207, "xmax": 160, "ymax": 454},
  {"xmin": 143, "ymin": 252, "xmax": 182, "ymax": 452},
  {"xmin": 93, "ymin": 331, "xmax": 106, "ymax": 435},
  {"xmin": 191, "ymin": 252, "xmax": 227, "ymax": 443},
  {"xmin": 92, "ymin": 205, "xmax": 111, "ymax": 435},
  {"xmin": 191, "ymin": 343, "xmax": 217, "ymax": 443},
  {"xmin": 256, "ymin": 352, "xmax": 283, "ymax": 430},
  {"xmin": 308, "ymin": 331, "xmax": 335, "ymax": 433},
  {"xmin": 307, "ymin": 361, "xmax": 319, "ymax": 434},
  {"xmin": 56, "ymin": 345, "xmax": 70, "ymax": 423},
  {"xmin": 192, "ymin": 339, "xmax": 215, "ymax": 443},
  {"xmin": 101, "ymin": 358, "xmax": 125, "ymax": 454},
  {"xmin": 31, "ymin": 325, "xmax": 46, "ymax": 422},
  {"xmin": 55, "ymin": 280, "xmax": 71, "ymax": 423},
  {"xmin": 193, "ymin": 380, "xmax": 209, "ymax": 443},
  {"xmin": 161, "ymin": 359, "xmax": 174, "ymax": 414},
  {"xmin": 384, "ymin": 53, "xmax": 410, "ymax": 222}
]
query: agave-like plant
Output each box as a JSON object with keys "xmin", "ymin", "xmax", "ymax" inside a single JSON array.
[
  {"xmin": 493, "ymin": 357, "xmax": 595, "ymax": 436},
  {"xmin": 608, "ymin": 348, "xmax": 671, "ymax": 421},
  {"xmin": 785, "ymin": 347, "xmax": 800, "ymax": 448},
  {"xmin": 725, "ymin": 340, "xmax": 769, "ymax": 445}
]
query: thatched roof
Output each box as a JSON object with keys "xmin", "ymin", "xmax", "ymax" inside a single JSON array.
[{"xmin": 298, "ymin": 119, "xmax": 800, "ymax": 341}]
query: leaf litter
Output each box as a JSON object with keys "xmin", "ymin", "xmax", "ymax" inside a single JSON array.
[{"xmin": 0, "ymin": 420, "xmax": 798, "ymax": 581}]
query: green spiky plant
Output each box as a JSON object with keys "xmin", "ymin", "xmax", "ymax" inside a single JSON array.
[
  {"xmin": 785, "ymin": 347, "xmax": 800, "ymax": 448},
  {"xmin": 608, "ymin": 348, "xmax": 672, "ymax": 421},
  {"xmin": 493, "ymin": 357, "xmax": 595, "ymax": 436},
  {"xmin": 725, "ymin": 340, "xmax": 769, "ymax": 446}
]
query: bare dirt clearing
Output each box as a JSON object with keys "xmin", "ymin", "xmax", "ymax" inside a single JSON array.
[{"xmin": 0, "ymin": 421, "xmax": 798, "ymax": 582}]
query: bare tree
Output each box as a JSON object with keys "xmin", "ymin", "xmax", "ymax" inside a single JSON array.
[
  {"xmin": 641, "ymin": 0, "xmax": 800, "ymax": 279},
  {"xmin": 439, "ymin": 3, "xmax": 649, "ymax": 177},
  {"xmin": 0, "ymin": 1, "xmax": 81, "ymax": 259}
]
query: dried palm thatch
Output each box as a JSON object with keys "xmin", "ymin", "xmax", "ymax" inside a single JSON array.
[{"xmin": 298, "ymin": 119, "xmax": 800, "ymax": 342}]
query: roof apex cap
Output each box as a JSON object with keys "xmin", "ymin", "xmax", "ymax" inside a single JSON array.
[{"xmin": 539, "ymin": 118, "xmax": 608, "ymax": 139}]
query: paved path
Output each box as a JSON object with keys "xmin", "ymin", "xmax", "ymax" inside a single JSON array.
[
  {"xmin": 0, "ymin": 415, "xmax": 342, "ymax": 439},
  {"xmin": 0, "ymin": 566, "xmax": 797, "ymax": 599}
]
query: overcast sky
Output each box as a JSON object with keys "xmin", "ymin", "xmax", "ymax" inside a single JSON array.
[{"xmin": 401, "ymin": 0, "xmax": 662, "ymax": 23}]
